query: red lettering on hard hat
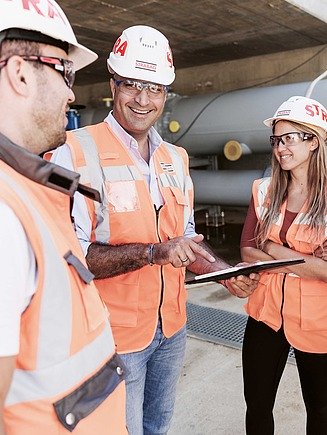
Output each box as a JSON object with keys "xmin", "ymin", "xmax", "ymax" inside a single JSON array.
[
  {"xmin": 113, "ymin": 38, "xmax": 127, "ymax": 57},
  {"xmin": 305, "ymin": 104, "xmax": 314, "ymax": 117},
  {"xmin": 48, "ymin": 0, "xmax": 66, "ymax": 24},
  {"xmin": 22, "ymin": 0, "xmax": 43, "ymax": 15},
  {"xmin": 113, "ymin": 38, "xmax": 121, "ymax": 53},
  {"xmin": 305, "ymin": 104, "xmax": 327, "ymax": 124},
  {"xmin": 22, "ymin": 0, "xmax": 66, "ymax": 23},
  {"xmin": 312, "ymin": 104, "xmax": 320, "ymax": 115},
  {"xmin": 167, "ymin": 48, "xmax": 173, "ymax": 68}
]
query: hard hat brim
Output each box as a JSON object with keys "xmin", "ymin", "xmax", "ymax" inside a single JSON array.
[
  {"xmin": 70, "ymin": 43, "xmax": 98, "ymax": 71},
  {"xmin": 263, "ymin": 117, "xmax": 274, "ymax": 128}
]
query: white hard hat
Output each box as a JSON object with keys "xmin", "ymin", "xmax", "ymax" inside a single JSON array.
[
  {"xmin": 264, "ymin": 95, "xmax": 327, "ymax": 134},
  {"xmin": 0, "ymin": 0, "xmax": 97, "ymax": 70},
  {"xmin": 107, "ymin": 25, "xmax": 175, "ymax": 85}
]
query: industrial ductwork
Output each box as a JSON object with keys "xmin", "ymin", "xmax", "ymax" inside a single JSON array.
[
  {"xmin": 156, "ymin": 79, "xmax": 327, "ymax": 156},
  {"xmin": 78, "ymin": 79, "xmax": 327, "ymax": 207}
]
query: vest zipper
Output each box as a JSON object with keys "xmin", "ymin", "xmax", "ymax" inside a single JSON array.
[
  {"xmin": 154, "ymin": 205, "xmax": 165, "ymax": 321},
  {"xmin": 280, "ymin": 273, "xmax": 287, "ymax": 326}
]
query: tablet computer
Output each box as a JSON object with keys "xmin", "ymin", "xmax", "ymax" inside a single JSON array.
[{"xmin": 185, "ymin": 258, "xmax": 305, "ymax": 284}]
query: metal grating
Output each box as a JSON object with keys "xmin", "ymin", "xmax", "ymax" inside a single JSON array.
[{"xmin": 186, "ymin": 302, "xmax": 295, "ymax": 362}]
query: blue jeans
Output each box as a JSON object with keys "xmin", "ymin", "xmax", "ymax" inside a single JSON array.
[{"xmin": 119, "ymin": 322, "xmax": 186, "ymax": 435}]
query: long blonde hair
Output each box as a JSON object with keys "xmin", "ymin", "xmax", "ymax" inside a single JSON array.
[{"xmin": 255, "ymin": 120, "xmax": 327, "ymax": 248}]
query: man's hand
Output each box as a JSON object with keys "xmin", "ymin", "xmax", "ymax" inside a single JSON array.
[
  {"xmin": 224, "ymin": 273, "xmax": 260, "ymax": 298},
  {"xmin": 153, "ymin": 234, "xmax": 215, "ymax": 268}
]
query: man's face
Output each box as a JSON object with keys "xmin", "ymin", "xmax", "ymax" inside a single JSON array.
[
  {"xmin": 110, "ymin": 76, "xmax": 167, "ymax": 139},
  {"xmin": 28, "ymin": 44, "xmax": 75, "ymax": 154}
]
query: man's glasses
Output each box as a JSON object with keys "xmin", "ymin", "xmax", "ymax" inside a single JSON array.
[
  {"xmin": 114, "ymin": 79, "xmax": 169, "ymax": 98},
  {"xmin": 269, "ymin": 131, "xmax": 315, "ymax": 149},
  {"xmin": 0, "ymin": 55, "xmax": 75, "ymax": 88}
]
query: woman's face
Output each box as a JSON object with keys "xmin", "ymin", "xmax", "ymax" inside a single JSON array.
[{"xmin": 272, "ymin": 121, "xmax": 318, "ymax": 173}]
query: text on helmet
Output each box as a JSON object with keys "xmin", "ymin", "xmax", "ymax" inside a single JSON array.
[
  {"xmin": 167, "ymin": 48, "xmax": 173, "ymax": 68},
  {"xmin": 135, "ymin": 60, "xmax": 156, "ymax": 72},
  {"xmin": 113, "ymin": 37, "xmax": 127, "ymax": 57},
  {"xmin": 306, "ymin": 103, "xmax": 327, "ymax": 124},
  {"xmin": 15, "ymin": 0, "xmax": 66, "ymax": 25}
]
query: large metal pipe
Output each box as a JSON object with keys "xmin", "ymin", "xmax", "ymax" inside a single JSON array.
[
  {"xmin": 191, "ymin": 169, "xmax": 263, "ymax": 206},
  {"xmin": 78, "ymin": 80, "xmax": 326, "ymax": 207},
  {"xmin": 79, "ymin": 80, "xmax": 327, "ymax": 157},
  {"xmin": 158, "ymin": 80, "xmax": 327, "ymax": 155}
]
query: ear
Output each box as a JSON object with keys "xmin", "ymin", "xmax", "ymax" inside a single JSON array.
[
  {"xmin": 109, "ymin": 78, "xmax": 115, "ymax": 98},
  {"xmin": 5, "ymin": 56, "xmax": 31, "ymax": 97},
  {"xmin": 310, "ymin": 136, "xmax": 319, "ymax": 151}
]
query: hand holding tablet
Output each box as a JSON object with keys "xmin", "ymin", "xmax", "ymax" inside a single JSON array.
[{"xmin": 185, "ymin": 258, "xmax": 305, "ymax": 284}]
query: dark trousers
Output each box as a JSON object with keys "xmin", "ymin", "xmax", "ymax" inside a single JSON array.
[{"xmin": 242, "ymin": 316, "xmax": 327, "ymax": 435}]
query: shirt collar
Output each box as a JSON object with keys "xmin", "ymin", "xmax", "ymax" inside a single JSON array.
[{"xmin": 104, "ymin": 111, "xmax": 163, "ymax": 152}]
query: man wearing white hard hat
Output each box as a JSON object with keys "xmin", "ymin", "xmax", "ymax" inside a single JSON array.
[
  {"xmin": 51, "ymin": 24, "xmax": 258, "ymax": 434},
  {"xmin": 241, "ymin": 95, "xmax": 327, "ymax": 433},
  {"xmin": 0, "ymin": 1, "xmax": 127, "ymax": 433}
]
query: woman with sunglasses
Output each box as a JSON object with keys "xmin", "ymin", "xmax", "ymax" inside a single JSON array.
[{"xmin": 240, "ymin": 95, "xmax": 327, "ymax": 434}]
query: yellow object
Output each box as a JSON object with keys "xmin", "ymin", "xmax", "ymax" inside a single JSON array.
[
  {"xmin": 102, "ymin": 97, "xmax": 113, "ymax": 107},
  {"xmin": 224, "ymin": 140, "xmax": 242, "ymax": 161},
  {"xmin": 169, "ymin": 120, "xmax": 180, "ymax": 133}
]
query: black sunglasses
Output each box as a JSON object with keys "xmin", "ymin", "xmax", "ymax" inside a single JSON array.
[{"xmin": 0, "ymin": 54, "xmax": 75, "ymax": 88}]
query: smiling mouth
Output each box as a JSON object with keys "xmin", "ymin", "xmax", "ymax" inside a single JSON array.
[{"xmin": 130, "ymin": 107, "xmax": 152, "ymax": 115}]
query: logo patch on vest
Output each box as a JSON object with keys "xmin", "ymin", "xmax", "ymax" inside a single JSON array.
[{"xmin": 160, "ymin": 162, "xmax": 174, "ymax": 172}]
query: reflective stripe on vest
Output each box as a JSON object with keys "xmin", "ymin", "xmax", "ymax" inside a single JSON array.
[
  {"xmin": 255, "ymin": 178, "xmax": 284, "ymax": 225},
  {"xmin": 72, "ymin": 128, "xmax": 111, "ymax": 242},
  {"xmin": 6, "ymin": 326, "xmax": 113, "ymax": 406},
  {"xmin": 0, "ymin": 170, "xmax": 115, "ymax": 406}
]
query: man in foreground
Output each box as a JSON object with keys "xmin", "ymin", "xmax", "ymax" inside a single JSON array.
[{"xmin": 0, "ymin": 1, "xmax": 126, "ymax": 433}]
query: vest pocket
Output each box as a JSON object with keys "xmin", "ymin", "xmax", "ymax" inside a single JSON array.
[
  {"xmin": 64, "ymin": 251, "xmax": 106, "ymax": 333},
  {"xmin": 100, "ymin": 271, "xmax": 140, "ymax": 327},
  {"xmin": 105, "ymin": 180, "xmax": 140, "ymax": 213},
  {"xmin": 53, "ymin": 353, "xmax": 125, "ymax": 432},
  {"xmin": 168, "ymin": 185, "xmax": 187, "ymax": 205},
  {"xmin": 246, "ymin": 274, "xmax": 281, "ymax": 326},
  {"xmin": 301, "ymin": 282, "xmax": 327, "ymax": 331}
]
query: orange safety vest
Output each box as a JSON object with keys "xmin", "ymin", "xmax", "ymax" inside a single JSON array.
[
  {"xmin": 0, "ymin": 147, "xmax": 126, "ymax": 433},
  {"xmin": 245, "ymin": 177, "xmax": 327, "ymax": 353},
  {"xmin": 65, "ymin": 122, "xmax": 194, "ymax": 353}
]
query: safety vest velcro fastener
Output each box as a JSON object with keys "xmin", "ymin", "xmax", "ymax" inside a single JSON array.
[
  {"xmin": 64, "ymin": 250, "xmax": 94, "ymax": 284},
  {"xmin": 54, "ymin": 353, "xmax": 125, "ymax": 431}
]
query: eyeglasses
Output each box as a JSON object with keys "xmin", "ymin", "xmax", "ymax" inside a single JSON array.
[
  {"xmin": 114, "ymin": 79, "xmax": 169, "ymax": 98},
  {"xmin": 269, "ymin": 131, "xmax": 315, "ymax": 148},
  {"xmin": 0, "ymin": 55, "xmax": 75, "ymax": 88}
]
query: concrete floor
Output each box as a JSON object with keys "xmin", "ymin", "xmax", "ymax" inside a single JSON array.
[{"xmin": 169, "ymin": 282, "xmax": 306, "ymax": 435}]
